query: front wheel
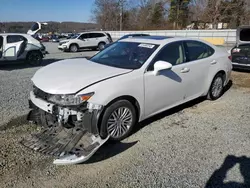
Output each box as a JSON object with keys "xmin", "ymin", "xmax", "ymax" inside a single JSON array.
[
  {"xmin": 69, "ymin": 44, "xmax": 78, "ymax": 52},
  {"xmin": 99, "ymin": 100, "xmax": 137, "ymax": 141},
  {"xmin": 207, "ymin": 73, "xmax": 224, "ymax": 100},
  {"xmin": 26, "ymin": 51, "xmax": 42, "ymax": 66}
]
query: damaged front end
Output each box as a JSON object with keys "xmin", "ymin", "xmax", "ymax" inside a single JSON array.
[{"xmin": 21, "ymin": 86, "xmax": 109, "ymax": 165}]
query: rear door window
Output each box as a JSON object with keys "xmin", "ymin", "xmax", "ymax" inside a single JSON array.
[
  {"xmin": 7, "ymin": 35, "xmax": 26, "ymax": 43},
  {"xmin": 89, "ymin": 33, "xmax": 105, "ymax": 38},
  {"xmin": 185, "ymin": 41, "xmax": 214, "ymax": 62}
]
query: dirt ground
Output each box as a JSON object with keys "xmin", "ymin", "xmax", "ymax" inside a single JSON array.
[
  {"xmin": 231, "ymin": 70, "xmax": 250, "ymax": 88},
  {"xmin": 1, "ymin": 70, "xmax": 250, "ymax": 188}
]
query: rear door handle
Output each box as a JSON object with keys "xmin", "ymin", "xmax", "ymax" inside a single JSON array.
[
  {"xmin": 211, "ymin": 60, "xmax": 217, "ymax": 65},
  {"xmin": 180, "ymin": 67, "xmax": 190, "ymax": 73}
]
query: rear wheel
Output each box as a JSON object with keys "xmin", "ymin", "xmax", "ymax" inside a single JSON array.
[
  {"xmin": 69, "ymin": 44, "xmax": 78, "ymax": 52},
  {"xmin": 100, "ymin": 100, "xmax": 137, "ymax": 141},
  {"xmin": 207, "ymin": 73, "xmax": 224, "ymax": 100},
  {"xmin": 26, "ymin": 51, "xmax": 42, "ymax": 66}
]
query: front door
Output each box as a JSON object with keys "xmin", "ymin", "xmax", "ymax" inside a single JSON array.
[
  {"xmin": 78, "ymin": 33, "xmax": 91, "ymax": 48},
  {"xmin": 3, "ymin": 35, "xmax": 25, "ymax": 61},
  {"xmin": 0, "ymin": 36, "xmax": 3, "ymax": 59},
  {"xmin": 144, "ymin": 41, "xmax": 188, "ymax": 118}
]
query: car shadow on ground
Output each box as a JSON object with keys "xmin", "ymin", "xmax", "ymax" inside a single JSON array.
[
  {"xmin": 85, "ymin": 141, "xmax": 139, "ymax": 164},
  {"xmin": 205, "ymin": 155, "xmax": 250, "ymax": 188},
  {"xmin": 133, "ymin": 80, "xmax": 233, "ymax": 136}
]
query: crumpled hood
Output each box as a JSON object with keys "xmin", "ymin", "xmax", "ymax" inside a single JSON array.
[{"xmin": 32, "ymin": 58, "xmax": 132, "ymax": 94}]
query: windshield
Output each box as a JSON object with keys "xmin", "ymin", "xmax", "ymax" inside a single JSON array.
[
  {"xmin": 71, "ymin": 34, "xmax": 79, "ymax": 39},
  {"xmin": 90, "ymin": 42, "xmax": 159, "ymax": 69}
]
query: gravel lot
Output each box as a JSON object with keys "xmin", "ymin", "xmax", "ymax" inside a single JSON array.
[{"xmin": 1, "ymin": 43, "xmax": 250, "ymax": 188}]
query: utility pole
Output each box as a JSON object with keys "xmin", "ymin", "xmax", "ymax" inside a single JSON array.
[{"xmin": 119, "ymin": 0, "xmax": 125, "ymax": 31}]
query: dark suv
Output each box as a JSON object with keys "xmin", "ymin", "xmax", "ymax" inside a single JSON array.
[{"xmin": 231, "ymin": 26, "xmax": 250, "ymax": 70}]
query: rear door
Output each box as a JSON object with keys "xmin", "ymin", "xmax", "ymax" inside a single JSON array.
[
  {"xmin": 183, "ymin": 40, "xmax": 215, "ymax": 100},
  {"xmin": 3, "ymin": 35, "xmax": 26, "ymax": 61},
  {"xmin": 89, "ymin": 33, "xmax": 106, "ymax": 46}
]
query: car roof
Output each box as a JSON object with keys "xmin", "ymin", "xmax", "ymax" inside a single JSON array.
[
  {"xmin": 0, "ymin": 33, "xmax": 30, "ymax": 37},
  {"xmin": 119, "ymin": 36, "xmax": 215, "ymax": 46},
  {"xmin": 79, "ymin": 31, "xmax": 106, "ymax": 34}
]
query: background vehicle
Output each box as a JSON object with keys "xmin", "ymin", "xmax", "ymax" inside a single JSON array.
[
  {"xmin": 24, "ymin": 36, "xmax": 232, "ymax": 165},
  {"xmin": 230, "ymin": 26, "xmax": 250, "ymax": 70},
  {"xmin": 103, "ymin": 33, "xmax": 150, "ymax": 50},
  {"xmin": 50, "ymin": 35, "xmax": 60, "ymax": 42},
  {"xmin": 0, "ymin": 22, "xmax": 47, "ymax": 65},
  {"xmin": 41, "ymin": 36, "xmax": 50, "ymax": 42},
  {"xmin": 58, "ymin": 31, "xmax": 113, "ymax": 52}
]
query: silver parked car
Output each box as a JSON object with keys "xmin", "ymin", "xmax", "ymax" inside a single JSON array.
[{"xmin": 0, "ymin": 22, "xmax": 47, "ymax": 65}]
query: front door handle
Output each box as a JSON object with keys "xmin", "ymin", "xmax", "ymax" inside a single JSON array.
[
  {"xmin": 211, "ymin": 60, "xmax": 217, "ymax": 65},
  {"xmin": 180, "ymin": 67, "xmax": 190, "ymax": 73}
]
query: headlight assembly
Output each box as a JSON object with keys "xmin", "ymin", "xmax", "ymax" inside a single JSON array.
[
  {"xmin": 59, "ymin": 41, "xmax": 68, "ymax": 45},
  {"xmin": 48, "ymin": 92, "xmax": 94, "ymax": 106}
]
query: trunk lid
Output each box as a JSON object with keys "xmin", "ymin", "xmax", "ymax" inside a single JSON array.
[
  {"xmin": 236, "ymin": 26, "xmax": 250, "ymax": 46},
  {"xmin": 27, "ymin": 22, "xmax": 48, "ymax": 35}
]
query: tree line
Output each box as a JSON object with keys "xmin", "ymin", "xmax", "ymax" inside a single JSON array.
[{"xmin": 92, "ymin": 0, "xmax": 250, "ymax": 30}]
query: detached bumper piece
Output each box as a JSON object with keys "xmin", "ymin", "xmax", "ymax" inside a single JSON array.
[
  {"xmin": 22, "ymin": 91, "xmax": 109, "ymax": 165},
  {"xmin": 20, "ymin": 124, "xmax": 109, "ymax": 165}
]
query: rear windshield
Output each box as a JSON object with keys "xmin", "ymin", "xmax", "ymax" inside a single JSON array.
[
  {"xmin": 30, "ymin": 23, "xmax": 39, "ymax": 32},
  {"xmin": 240, "ymin": 29, "xmax": 250, "ymax": 41}
]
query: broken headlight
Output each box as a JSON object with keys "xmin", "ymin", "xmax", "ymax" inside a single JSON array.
[{"xmin": 48, "ymin": 92, "xmax": 94, "ymax": 106}]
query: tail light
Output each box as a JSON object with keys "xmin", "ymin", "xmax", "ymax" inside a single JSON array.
[{"xmin": 228, "ymin": 55, "xmax": 232, "ymax": 61}]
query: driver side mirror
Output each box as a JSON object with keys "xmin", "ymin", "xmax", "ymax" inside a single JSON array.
[{"xmin": 153, "ymin": 61, "xmax": 172, "ymax": 75}]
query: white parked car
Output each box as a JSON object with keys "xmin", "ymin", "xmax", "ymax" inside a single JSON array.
[
  {"xmin": 58, "ymin": 31, "xmax": 112, "ymax": 52},
  {"xmin": 0, "ymin": 22, "xmax": 47, "ymax": 65},
  {"xmin": 22, "ymin": 36, "xmax": 232, "ymax": 165}
]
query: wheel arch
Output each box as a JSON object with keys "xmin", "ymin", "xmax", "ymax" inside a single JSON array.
[
  {"xmin": 204, "ymin": 70, "xmax": 227, "ymax": 96},
  {"xmin": 97, "ymin": 95, "xmax": 141, "ymax": 131},
  {"xmin": 26, "ymin": 50, "xmax": 43, "ymax": 59},
  {"xmin": 69, "ymin": 43, "xmax": 79, "ymax": 48},
  {"xmin": 98, "ymin": 41, "xmax": 106, "ymax": 46}
]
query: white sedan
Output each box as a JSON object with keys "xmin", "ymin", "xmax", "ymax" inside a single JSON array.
[{"xmin": 22, "ymin": 36, "xmax": 232, "ymax": 165}]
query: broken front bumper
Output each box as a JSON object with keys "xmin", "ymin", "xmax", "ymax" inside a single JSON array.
[{"xmin": 21, "ymin": 91, "xmax": 108, "ymax": 165}]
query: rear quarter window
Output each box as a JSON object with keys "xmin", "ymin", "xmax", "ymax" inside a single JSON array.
[
  {"xmin": 185, "ymin": 41, "xmax": 214, "ymax": 61},
  {"xmin": 7, "ymin": 35, "xmax": 27, "ymax": 43},
  {"xmin": 90, "ymin": 33, "xmax": 105, "ymax": 38}
]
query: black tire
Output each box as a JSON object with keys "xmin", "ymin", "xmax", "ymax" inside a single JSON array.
[
  {"xmin": 98, "ymin": 42, "xmax": 105, "ymax": 50},
  {"xmin": 26, "ymin": 51, "xmax": 42, "ymax": 66},
  {"xmin": 69, "ymin": 44, "xmax": 78, "ymax": 52},
  {"xmin": 99, "ymin": 100, "xmax": 137, "ymax": 141},
  {"xmin": 207, "ymin": 73, "xmax": 224, "ymax": 100}
]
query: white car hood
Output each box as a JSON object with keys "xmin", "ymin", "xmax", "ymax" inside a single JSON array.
[{"xmin": 32, "ymin": 58, "xmax": 132, "ymax": 94}]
